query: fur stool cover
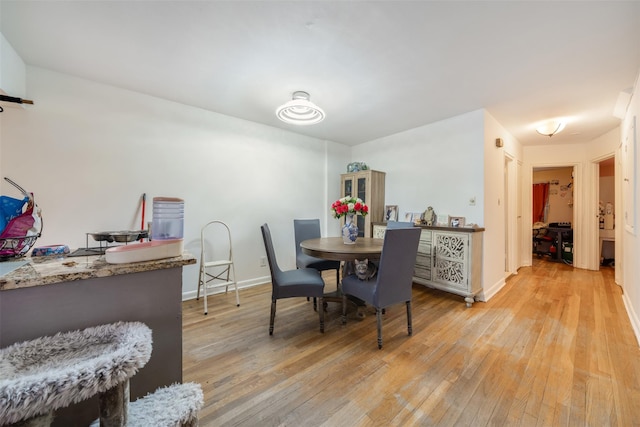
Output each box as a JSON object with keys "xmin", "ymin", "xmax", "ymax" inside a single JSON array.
[
  {"xmin": 0, "ymin": 321, "xmax": 152, "ymax": 425},
  {"xmin": 90, "ymin": 382, "xmax": 204, "ymax": 427}
]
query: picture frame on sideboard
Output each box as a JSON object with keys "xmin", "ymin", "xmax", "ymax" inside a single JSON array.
[
  {"xmin": 449, "ymin": 216, "xmax": 466, "ymax": 228},
  {"xmin": 385, "ymin": 205, "xmax": 398, "ymax": 222}
]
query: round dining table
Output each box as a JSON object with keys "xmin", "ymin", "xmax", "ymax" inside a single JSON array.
[
  {"xmin": 300, "ymin": 237, "xmax": 384, "ymax": 316},
  {"xmin": 300, "ymin": 237, "xmax": 384, "ymax": 262}
]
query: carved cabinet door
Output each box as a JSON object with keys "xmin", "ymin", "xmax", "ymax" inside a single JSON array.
[{"xmin": 432, "ymin": 231, "xmax": 469, "ymax": 291}]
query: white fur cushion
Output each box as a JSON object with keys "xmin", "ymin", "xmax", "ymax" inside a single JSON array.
[
  {"xmin": 89, "ymin": 382, "xmax": 204, "ymax": 427},
  {"xmin": 0, "ymin": 321, "xmax": 152, "ymax": 424}
]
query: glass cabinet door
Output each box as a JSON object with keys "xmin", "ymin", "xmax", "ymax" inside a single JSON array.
[
  {"xmin": 343, "ymin": 179, "xmax": 353, "ymax": 200},
  {"xmin": 357, "ymin": 177, "xmax": 366, "ymax": 200},
  {"xmin": 356, "ymin": 177, "xmax": 367, "ymax": 236}
]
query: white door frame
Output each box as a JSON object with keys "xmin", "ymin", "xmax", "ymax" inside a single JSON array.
[{"xmin": 504, "ymin": 153, "xmax": 518, "ymax": 275}]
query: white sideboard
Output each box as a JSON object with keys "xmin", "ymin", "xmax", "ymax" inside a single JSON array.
[{"xmin": 373, "ymin": 223, "xmax": 484, "ymax": 307}]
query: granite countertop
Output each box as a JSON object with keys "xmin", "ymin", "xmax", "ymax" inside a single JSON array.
[{"xmin": 0, "ymin": 252, "xmax": 196, "ymax": 291}]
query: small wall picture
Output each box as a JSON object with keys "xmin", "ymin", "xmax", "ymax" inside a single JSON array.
[
  {"xmin": 449, "ymin": 216, "xmax": 466, "ymax": 228},
  {"xmin": 385, "ymin": 205, "xmax": 399, "ymax": 221},
  {"xmin": 404, "ymin": 212, "xmax": 414, "ymax": 222}
]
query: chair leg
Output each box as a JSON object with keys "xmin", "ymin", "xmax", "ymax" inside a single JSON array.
[
  {"xmin": 269, "ymin": 300, "xmax": 276, "ymax": 335},
  {"xmin": 341, "ymin": 293, "xmax": 347, "ymax": 324},
  {"xmin": 233, "ymin": 282, "xmax": 241, "ymax": 307},
  {"xmin": 203, "ymin": 270, "xmax": 208, "ymax": 315},
  {"xmin": 306, "ymin": 297, "xmax": 318, "ymax": 311},
  {"xmin": 318, "ymin": 297, "xmax": 325, "ymax": 333},
  {"xmin": 376, "ymin": 308, "xmax": 383, "ymax": 349},
  {"xmin": 406, "ymin": 301, "xmax": 413, "ymax": 336},
  {"xmin": 231, "ymin": 263, "xmax": 240, "ymax": 307},
  {"xmin": 196, "ymin": 265, "xmax": 202, "ymax": 300}
]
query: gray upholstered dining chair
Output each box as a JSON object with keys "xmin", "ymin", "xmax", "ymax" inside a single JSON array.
[
  {"xmin": 294, "ymin": 219, "xmax": 341, "ymax": 310},
  {"xmin": 341, "ymin": 227, "xmax": 421, "ymax": 349},
  {"xmin": 261, "ymin": 223, "xmax": 326, "ymax": 334},
  {"xmin": 385, "ymin": 221, "xmax": 415, "ymax": 229},
  {"xmin": 372, "ymin": 221, "xmax": 416, "ymax": 269},
  {"xmin": 294, "ymin": 219, "xmax": 341, "ymax": 283}
]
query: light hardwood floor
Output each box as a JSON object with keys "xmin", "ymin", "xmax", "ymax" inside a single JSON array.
[{"xmin": 182, "ymin": 260, "xmax": 640, "ymax": 426}]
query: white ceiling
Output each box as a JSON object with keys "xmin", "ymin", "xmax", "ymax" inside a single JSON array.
[{"xmin": 1, "ymin": 1, "xmax": 639, "ymax": 147}]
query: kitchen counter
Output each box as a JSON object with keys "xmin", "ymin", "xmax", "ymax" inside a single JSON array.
[
  {"xmin": 0, "ymin": 251, "xmax": 196, "ymax": 427},
  {"xmin": 0, "ymin": 252, "xmax": 196, "ymax": 291}
]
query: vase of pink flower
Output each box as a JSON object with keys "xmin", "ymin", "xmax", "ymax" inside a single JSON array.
[{"xmin": 331, "ymin": 196, "xmax": 369, "ymax": 244}]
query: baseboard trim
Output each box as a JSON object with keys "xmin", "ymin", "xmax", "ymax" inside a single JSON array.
[
  {"xmin": 182, "ymin": 276, "xmax": 270, "ymax": 301},
  {"xmin": 481, "ymin": 276, "xmax": 506, "ymax": 302},
  {"xmin": 622, "ymin": 292, "xmax": 640, "ymax": 347}
]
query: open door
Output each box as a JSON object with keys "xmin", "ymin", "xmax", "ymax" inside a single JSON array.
[
  {"xmin": 597, "ymin": 157, "xmax": 615, "ymax": 269},
  {"xmin": 504, "ymin": 154, "xmax": 519, "ymax": 276}
]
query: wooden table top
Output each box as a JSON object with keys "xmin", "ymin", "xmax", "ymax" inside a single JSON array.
[{"xmin": 300, "ymin": 237, "xmax": 384, "ymax": 261}]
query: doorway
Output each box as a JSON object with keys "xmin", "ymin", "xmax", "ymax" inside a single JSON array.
[
  {"xmin": 597, "ymin": 157, "xmax": 615, "ymax": 269},
  {"xmin": 532, "ymin": 166, "xmax": 575, "ymax": 265}
]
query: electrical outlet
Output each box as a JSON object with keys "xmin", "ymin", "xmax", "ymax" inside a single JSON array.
[
  {"xmin": 260, "ymin": 256, "xmax": 267, "ymax": 267},
  {"xmin": 469, "ymin": 196, "xmax": 476, "ymax": 206}
]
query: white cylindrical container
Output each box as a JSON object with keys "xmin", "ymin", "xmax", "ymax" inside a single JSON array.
[
  {"xmin": 152, "ymin": 197, "xmax": 184, "ymax": 241},
  {"xmin": 604, "ymin": 213, "xmax": 614, "ymax": 230}
]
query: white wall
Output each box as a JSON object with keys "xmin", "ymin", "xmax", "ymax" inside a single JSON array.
[
  {"xmin": 0, "ymin": 32, "xmax": 26, "ymax": 97},
  {"xmin": 619, "ymin": 71, "xmax": 640, "ymax": 345},
  {"xmin": 483, "ymin": 111, "xmax": 523, "ymax": 298},
  {"xmin": 0, "ymin": 66, "xmax": 346, "ymax": 298},
  {"xmin": 0, "ymin": 32, "xmax": 27, "ymax": 184},
  {"xmin": 350, "ymin": 109, "xmax": 485, "ymax": 225},
  {"xmin": 325, "ymin": 141, "xmax": 351, "ymax": 235},
  {"xmin": 349, "ymin": 109, "xmax": 521, "ymax": 303}
]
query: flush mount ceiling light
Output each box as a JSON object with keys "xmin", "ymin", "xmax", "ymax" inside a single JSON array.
[
  {"xmin": 536, "ymin": 120, "xmax": 566, "ymax": 137},
  {"xmin": 276, "ymin": 91, "xmax": 325, "ymax": 125}
]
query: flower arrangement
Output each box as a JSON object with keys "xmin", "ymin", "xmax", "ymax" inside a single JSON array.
[{"xmin": 331, "ymin": 196, "xmax": 369, "ymax": 218}]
